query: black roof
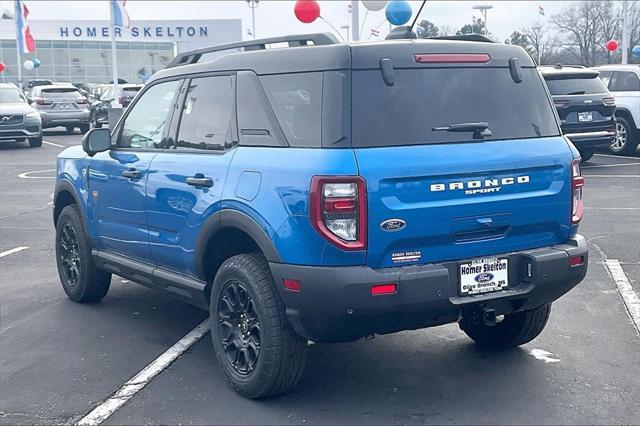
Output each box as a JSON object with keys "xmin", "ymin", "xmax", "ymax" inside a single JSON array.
[
  {"xmin": 538, "ymin": 65, "xmax": 600, "ymax": 79},
  {"xmin": 151, "ymin": 33, "xmax": 535, "ymax": 83}
]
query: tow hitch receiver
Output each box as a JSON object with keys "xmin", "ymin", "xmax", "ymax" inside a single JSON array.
[{"xmin": 483, "ymin": 308, "xmax": 497, "ymax": 326}]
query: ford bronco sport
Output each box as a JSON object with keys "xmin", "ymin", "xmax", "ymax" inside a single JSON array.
[{"xmin": 54, "ymin": 33, "xmax": 588, "ymax": 399}]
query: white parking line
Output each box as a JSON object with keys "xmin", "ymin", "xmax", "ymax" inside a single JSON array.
[
  {"xmin": 582, "ymin": 174, "xmax": 640, "ymax": 178},
  {"xmin": 43, "ymin": 140, "xmax": 65, "ymax": 148},
  {"xmin": 594, "ymin": 153, "xmax": 640, "ymax": 160},
  {"xmin": 77, "ymin": 319, "xmax": 210, "ymax": 425},
  {"xmin": 585, "ymin": 207, "xmax": 640, "ymax": 210},
  {"xmin": 0, "ymin": 246, "xmax": 29, "ymax": 258},
  {"xmin": 17, "ymin": 169, "xmax": 56, "ymax": 179},
  {"xmin": 604, "ymin": 259, "xmax": 640, "ymax": 336},
  {"xmin": 583, "ymin": 162, "xmax": 640, "ymax": 168}
]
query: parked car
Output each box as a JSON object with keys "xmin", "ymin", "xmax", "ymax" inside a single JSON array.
[
  {"xmin": 594, "ymin": 64, "xmax": 640, "ymax": 155},
  {"xmin": 0, "ymin": 82, "xmax": 42, "ymax": 148},
  {"xmin": 54, "ymin": 33, "xmax": 588, "ymax": 399},
  {"xmin": 118, "ymin": 84, "xmax": 143, "ymax": 108},
  {"xmin": 25, "ymin": 79, "xmax": 53, "ymax": 91},
  {"xmin": 540, "ymin": 65, "xmax": 616, "ymax": 162},
  {"xmin": 28, "ymin": 84, "xmax": 90, "ymax": 134}
]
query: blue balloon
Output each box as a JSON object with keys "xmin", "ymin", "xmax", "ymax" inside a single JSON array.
[
  {"xmin": 385, "ymin": 0, "xmax": 412, "ymax": 26},
  {"xmin": 632, "ymin": 45, "xmax": 640, "ymax": 58},
  {"xmin": 32, "ymin": 57, "xmax": 41, "ymax": 68}
]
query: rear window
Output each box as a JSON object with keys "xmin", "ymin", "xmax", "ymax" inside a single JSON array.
[
  {"xmin": 544, "ymin": 76, "xmax": 608, "ymax": 95},
  {"xmin": 352, "ymin": 67, "xmax": 559, "ymax": 148},
  {"xmin": 123, "ymin": 87, "xmax": 141, "ymax": 93},
  {"xmin": 41, "ymin": 88, "xmax": 82, "ymax": 98}
]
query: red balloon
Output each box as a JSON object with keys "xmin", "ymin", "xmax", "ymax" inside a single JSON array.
[
  {"xmin": 0, "ymin": 62, "xmax": 5, "ymax": 73},
  {"xmin": 606, "ymin": 39, "xmax": 618, "ymax": 52},
  {"xmin": 294, "ymin": 0, "xmax": 320, "ymax": 24}
]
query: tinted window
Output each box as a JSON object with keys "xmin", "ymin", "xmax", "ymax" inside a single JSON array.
[
  {"xmin": 609, "ymin": 71, "xmax": 640, "ymax": 92},
  {"xmin": 41, "ymin": 88, "xmax": 83, "ymax": 99},
  {"xmin": 0, "ymin": 87, "xmax": 23, "ymax": 103},
  {"xmin": 352, "ymin": 68, "xmax": 559, "ymax": 148},
  {"xmin": 599, "ymin": 71, "xmax": 613, "ymax": 87},
  {"xmin": 260, "ymin": 72, "xmax": 322, "ymax": 148},
  {"xmin": 119, "ymin": 79, "xmax": 180, "ymax": 149},
  {"xmin": 544, "ymin": 76, "xmax": 608, "ymax": 95},
  {"xmin": 175, "ymin": 75, "xmax": 234, "ymax": 150}
]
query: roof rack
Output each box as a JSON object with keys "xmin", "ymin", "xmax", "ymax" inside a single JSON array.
[{"xmin": 166, "ymin": 33, "xmax": 340, "ymax": 68}]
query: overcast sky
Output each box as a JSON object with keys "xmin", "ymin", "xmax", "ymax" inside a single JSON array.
[{"xmin": 1, "ymin": 0, "xmax": 575, "ymax": 42}]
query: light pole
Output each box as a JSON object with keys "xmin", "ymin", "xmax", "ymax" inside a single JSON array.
[
  {"xmin": 246, "ymin": 0, "xmax": 259, "ymax": 40},
  {"xmin": 472, "ymin": 4, "xmax": 493, "ymax": 36}
]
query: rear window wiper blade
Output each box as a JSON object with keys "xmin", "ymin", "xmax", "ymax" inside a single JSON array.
[
  {"xmin": 432, "ymin": 122, "xmax": 493, "ymax": 139},
  {"xmin": 566, "ymin": 90, "xmax": 586, "ymax": 95}
]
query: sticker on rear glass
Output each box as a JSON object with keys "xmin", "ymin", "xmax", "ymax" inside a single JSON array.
[{"xmin": 392, "ymin": 251, "xmax": 421, "ymax": 263}]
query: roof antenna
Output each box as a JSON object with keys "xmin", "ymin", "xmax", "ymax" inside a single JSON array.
[{"xmin": 409, "ymin": 0, "xmax": 428, "ymax": 34}]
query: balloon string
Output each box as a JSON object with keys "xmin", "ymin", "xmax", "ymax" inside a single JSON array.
[
  {"xmin": 359, "ymin": 9, "xmax": 369, "ymax": 40},
  {"xmin": 319, "ymin": 16, "xmax": 347, "ymax": 42},
  {"xmin": 367, "ymin": 17, "xmax": 388, "ymax": 40}
]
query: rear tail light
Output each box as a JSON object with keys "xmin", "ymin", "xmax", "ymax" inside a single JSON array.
[
  {"xmin": 571, "ymin": 159, "xmax": 584, "ymax": 224},
  {"xmin": 310, "ymin": 176, "xmax": 367, "ymax": 250},
  {"xmin": 602, "ymin": 96, "xmax": 616, "ymax": 107},
  {"xmin": 413, "ymin": 53, "xmax": 490, "ymax": 63},
  {"xmin": 34, "ymin": 97, "xmax": 52, "ymax": 105},
  {"xmin": 77, "ymin": 98, "xmax": 88, "ymax": 104},
  {"xmin": 553, "ymin": 99, "xmax": 569, "ymax": 108}
]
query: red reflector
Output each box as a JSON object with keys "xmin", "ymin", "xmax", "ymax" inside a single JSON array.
[
  {"xmin": 569, "ymin": 256, "xmax": 584, "ymax": 266},
  {"xmin": 324, "ymin": 197, "xmax": 356, "ymax": 213},
  {"xmin": 283, "ymin": 279, "xmax": 301, "ymax": 292},
  {"xmin": 370, "ymin": 283, "xmax": 397, "ymax": 295},
  {"xmin": 413, "ymin": 53, "xmax": 490, "ymax": 63}
]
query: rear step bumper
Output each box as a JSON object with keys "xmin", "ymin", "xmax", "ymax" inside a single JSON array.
[
  {"xmin": 270, "ymin": 235, "xmax": 588, "ymax": 343},
  {"xmin": 565, "ymin": 130, "xmax": 616, "ymax": 149}
]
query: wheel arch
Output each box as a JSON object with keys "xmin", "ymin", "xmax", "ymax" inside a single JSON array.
[
  {"xmin": 614, "ymin": 107, "xmax": 638, "ymax": 132},
  {"xmin": 53, "ymin": 180, "xmax": 84, "ymax": 228}
]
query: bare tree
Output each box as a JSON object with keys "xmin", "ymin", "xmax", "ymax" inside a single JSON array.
[
  {"xmin": 439, "ymin": 25, "xmax": 453, "ymax": 37},
  {"xmin": 626, "ymin": 0, "xmax": 640, "ymax": 63}
]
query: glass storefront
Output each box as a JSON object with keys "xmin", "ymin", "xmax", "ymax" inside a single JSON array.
[{"xmin": 0, "ymin": 39, "xmax": 174, "ymax": 85}]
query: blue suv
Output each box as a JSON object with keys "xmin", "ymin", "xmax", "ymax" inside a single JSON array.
[{"xmin": 54, "ymin": 33, "xmax": 588, "ymax": 399}]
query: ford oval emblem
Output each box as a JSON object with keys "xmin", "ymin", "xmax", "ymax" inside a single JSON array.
[
  {"xmin": 475, "ymin": 273, "xmax": 494, "ymax": 283},
  {"xmin": 380, "ymin": 218, "xmax": 406, "ymax": 232}
]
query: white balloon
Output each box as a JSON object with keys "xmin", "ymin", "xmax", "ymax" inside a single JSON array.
[
  {"xmin": 362, "ymin": 0, "xmax": 388, "ymax": 12},
  {"xmin": 23, "ymin": 60, "xmax": 34, "ymax": 70}
]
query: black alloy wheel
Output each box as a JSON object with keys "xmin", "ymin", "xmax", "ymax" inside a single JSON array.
[{"xmin": 58, "ymin": 221, "xmax": 81, "ymax": 288}]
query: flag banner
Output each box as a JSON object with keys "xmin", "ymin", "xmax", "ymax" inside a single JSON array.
[
  {"xmin": 538, "ymin": 5, "xmax": 545, "ymax": 16},
  {"xmin": 371, "ymin": 28, "xmax": 380, "ymax": 37},
  {"xmin": 111, "ymin": 0, "xmax": 130, "ymax": 28},
  {"xmin": 15, "ymin": 0, "xmax": 35, "ymax": 54}
]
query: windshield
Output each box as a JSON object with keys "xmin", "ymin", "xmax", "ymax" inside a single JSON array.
[
  {"xmin": 352, "ymin": 67, "xmax": 560, "ymax": 147},
  {"xmin": 41, "ymin": 88, "xmax": 83, "ymax": 99},
  {"xmin": 544, "ymin": 76, "xmax": 608, "ymax": 95},
  {"xmin": 0, "ymin": 87, "xmax": 24, "ymax": 103}
]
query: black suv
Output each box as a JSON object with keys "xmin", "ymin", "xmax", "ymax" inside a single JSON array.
[{"xmin": 540, "ymin": 65, "xmax": 616, "ymax": 162}]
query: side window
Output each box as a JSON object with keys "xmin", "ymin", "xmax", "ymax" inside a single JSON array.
[
  {"xmin": 118, "ymin": 80, "xmax": 180, "ymax": 149},
  {"xmin": 609, "ymin": 71, "xmax": 640, "ymax": 92},
  {"xmin": 260, "ymin": 72, "xmax": 322, "ymax": 148},
  {"xmin": 599, "ymin": 71, "xmax": 613, "ymax": 88},
  {"xmin": 175, "ymin": 75, "xmax": 235, "ymax": 151}
]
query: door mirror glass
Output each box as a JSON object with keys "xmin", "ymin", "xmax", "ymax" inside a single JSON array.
[{"xmin": 82, "ymin": 128, "xmax": 111, "ymax": 156}]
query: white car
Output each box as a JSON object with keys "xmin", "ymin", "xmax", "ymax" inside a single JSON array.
[{"xmin": 594, "ymin": 65, "xmax": 640, "ymax": 155}]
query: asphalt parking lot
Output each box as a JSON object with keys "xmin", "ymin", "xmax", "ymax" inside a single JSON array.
[{"xmin": 1, "ymin": 131, "xmax": 639, "ymax": 425}]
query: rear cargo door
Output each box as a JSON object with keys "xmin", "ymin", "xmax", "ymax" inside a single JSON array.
[{"xmin": 351, "ymin": 58, "xmax": 575, "ymax": 269}]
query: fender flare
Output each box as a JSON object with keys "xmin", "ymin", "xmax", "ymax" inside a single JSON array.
[
  {"xmin": 614, "ymin": 107, "xmax": 638, "ymax": 129},
  {"xmin": 194, "ymin": 209, "xmax": 282, "ymax": 281},
  {"xmin": 53, "ymin": 179, "xmax": 88, "ymax": 229}
]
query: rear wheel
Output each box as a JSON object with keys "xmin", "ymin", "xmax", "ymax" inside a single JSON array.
[
  {"xmin": 65, "ymin": 126, "xmax": 75, "ymax": 134},
  {"xmin": 460, "ymin": 304, "xmax": 551, "ymax": 349},
  {"xmin": 210, "ymin": 253, "xmax": 307, "ymax": 399},
  {"xmin": 610, "ymin": 116, "xmax": 638, "ymax": 155},
  {"xmin": 578, "ymin": 148, "xmax": 594, "ymax": 163},
  {"xmin": 29, "ymin": 135, "xmax": 43, "ymax": 148},
  {"xmin": 90, "ymin": 114, "xmax": 102, "ymax": 129},
  {"xmin": 55, "ymin": 205, "xmax": 111, "ymax": 303},
  {"xmin": 79, "ymin": 124, "xmax": 90, "ymax": 134}
]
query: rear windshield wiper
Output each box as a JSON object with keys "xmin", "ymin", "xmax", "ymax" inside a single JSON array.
[
  {"xmin": 566, "ymin": 90, "xmax": 586, "ymax": 95},
  {"xmin": 432, "ymin": 122, "xmax": 493, "ymax": 139}
]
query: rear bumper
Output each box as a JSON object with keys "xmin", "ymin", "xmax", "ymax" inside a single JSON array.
[
  {"xmin": 270, "ymin": 235, "xmax": 588, "ymax": 342},
  {"xmin": 40, "ymin": 110, "xmax": 90, "ymax": 127},
  {"xmin": 565, "ymin": 130, "xmax": 615, "ymax": 149}
]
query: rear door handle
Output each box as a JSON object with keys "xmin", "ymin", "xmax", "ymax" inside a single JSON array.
[
  {"xmin": 186, "ymin": 176, "xmax": 213, "ymax": 188},
  {"xmin": 122, "ymin": 168, "xmax": 142, "ymax": 179}
]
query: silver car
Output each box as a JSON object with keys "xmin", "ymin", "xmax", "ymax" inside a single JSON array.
[
  {"xmin": 27, "ymin": 84, "xmax": 91, "ymax": 134},
  {"xmin": 0, "ymin": 83, "xmax": 43, "ymax": 148}
]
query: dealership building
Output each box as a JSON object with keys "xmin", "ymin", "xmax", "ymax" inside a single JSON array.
[{"xmin": 0, "ymin": 19, "xmax": 241, "ymax": 86}]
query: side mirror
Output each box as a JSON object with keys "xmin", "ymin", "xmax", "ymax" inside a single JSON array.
[{"xmin": 82, "ymin": 128, "xmax": 111, "ymax": 157}]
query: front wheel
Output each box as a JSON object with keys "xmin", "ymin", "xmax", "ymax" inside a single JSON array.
[
  {"xmin": 460, "ymin": 304, "xmax": 551, "ymax": 349},
  {"xmin": 55, "ymin": 205, "xmax": 111, "ymax": 303},
  {"xmin": 29, "ymin": 135, "xmax": 43, "ymax": 148},
  {"xmin": 79, "ymin": 124, "xmax": 90, "ymax": 134},
  {"xmin": 610, "ymin": 117, "xmax": 639, "ymax": 155},
  {"xmin": 210, "ymin": 253, "xmax": 307, "ymax": 399},
  {"xmin": 578, "ymin": 148, "xmax": 595, "ymax": 163}
]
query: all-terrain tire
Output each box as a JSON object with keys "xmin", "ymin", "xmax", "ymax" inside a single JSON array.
[
  {"xmin": 460, "ymin": 304, "xmax": 552, "ymax": 349},
  {"xmin": 210, "ymin": 253, "xmax": 307, "ymax": 399},
  {"xmin": 55, "ymin": 205, "xmax": 111, "ymax": 303}
]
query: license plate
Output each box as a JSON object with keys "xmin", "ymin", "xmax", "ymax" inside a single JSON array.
[
  {"xmin": 55, "ymin": 103, "xmax": 72, "ymax": 109},
  {"xmin": 459, "ymin": 257, "xmax": 508, "ymax": 295},
  {"xmin": 578, "ymin": 112, "xmax": 593, "ymax": 122}
]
